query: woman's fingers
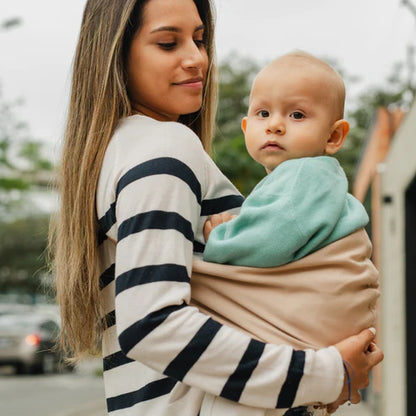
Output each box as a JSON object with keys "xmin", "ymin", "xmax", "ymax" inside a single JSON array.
[
  {"xmin": 356, "ymin": 327, "xmax": 376, "ymax": 351},
  {"xmin": 350, "ymin": 390, "xmax": 362, "ymax": 404},
  {"xmin": 367, "ymin": 341, "xmax": 384, "ymax": 366},
  {"xmin": 203, "ymin": 218, "xmax": 214, "ymax": 241},
  {"xmin": 333, "ymin": 327, "xmax": 384, "ymax": 408}
]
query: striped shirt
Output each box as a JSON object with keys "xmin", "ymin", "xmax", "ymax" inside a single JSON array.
[{"xmin": 96, "ymin": 115, "xmax": 344, "ymax": 416}]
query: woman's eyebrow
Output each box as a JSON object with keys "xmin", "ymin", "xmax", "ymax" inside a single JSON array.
[{"xmin": 151, "ymin": 24, "xmax": 205, "ymax": 34}]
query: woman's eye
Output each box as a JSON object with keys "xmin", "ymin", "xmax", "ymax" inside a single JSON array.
[
  {"xmin": 257, "ymin": 110, "xmax": 269, "ymax": 118},
  {"xmin": 158, "ymin": 42, "xmax": 176, "ymax": 50},
  {"xmin": 290, "ymin": 111, "xmax": 305, "ymax": 120},
  {"xmin": 194, "ymin": 39, "xmax": 206, "ymax": 49}
]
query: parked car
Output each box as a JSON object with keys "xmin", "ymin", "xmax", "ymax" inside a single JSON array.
[{"xmin": 0, "ymin": 313, "xmax": 64, "ymax": 374}]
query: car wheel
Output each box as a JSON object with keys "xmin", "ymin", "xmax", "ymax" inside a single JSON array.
[{"xmin": 16, "ymin": 362, "xmax": 29, "ymax": 375}]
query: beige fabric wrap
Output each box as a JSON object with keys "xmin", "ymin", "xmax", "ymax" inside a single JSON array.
[{"xmin": 190, "ymin": 228, "xmax": 379, "ymax": 350}]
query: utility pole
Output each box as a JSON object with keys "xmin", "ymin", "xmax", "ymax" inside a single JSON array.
[
  {"xmin": 402, "ymin": 0, "xmax": 416, "ymax": 92},
  {"xmin": 402, "ymin": 0, "xmax": 416, "ymax": 18},
  {"xmin": 0, "ymin": 18, "xmax": 21, "ymax": 31}
]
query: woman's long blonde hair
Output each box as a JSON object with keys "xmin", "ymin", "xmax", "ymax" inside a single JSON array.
[{"xmin": 51, "ymin": 0, "xmax": 217, "ymax": 359}]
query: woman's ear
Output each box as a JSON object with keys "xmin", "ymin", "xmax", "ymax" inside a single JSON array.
[
  {"xmin": 241, "ymin": 117, "xmax": 248, "ymax": 134},
  {"xmin": 325, "ymin": 119, "xmax": 350, "ymax": 155}
]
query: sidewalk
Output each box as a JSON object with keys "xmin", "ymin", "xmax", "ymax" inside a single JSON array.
[
  {"xmin": 65, "ymin": 358, "xmax": 373, "ymax": 416},
  {"xmin": 336, "ymin": 402, "xmax": 372, "ymax": 416},
  {"xmin": 58, "ymin": 402, "xmax": 372, "ymax": 416},
  {"xmin": 55, "ymin": 400, "xmax": 107, "ymax": 416},
  {"xmin": 61, "ymin": 401, "xmax": 372, "ymax": 416},
  {"xmin": 60, "ymin": 358, "xmax": 106, "ymax": 416}
]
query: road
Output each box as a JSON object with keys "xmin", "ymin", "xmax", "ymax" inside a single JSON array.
[
  {"xmin": 0, "ymin": 360, "xmax": 107, "ymax": 416},
  {"xmin": 0, "ymin": 360, "xmax": 373, "ymax": 416}
]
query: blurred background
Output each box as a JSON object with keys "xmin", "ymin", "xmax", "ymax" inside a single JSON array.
[{"xmin": 0, "ymin": 0, "xmax": 415, "ymax": 415}]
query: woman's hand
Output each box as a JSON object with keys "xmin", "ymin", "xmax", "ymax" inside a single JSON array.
[
  {"xmin": 327, "ymin": 328, "xmax": 383, "ymax": 413},
  {"xmin": 203, "ymin": 212, "xmax": 237, "ymax": 241}
]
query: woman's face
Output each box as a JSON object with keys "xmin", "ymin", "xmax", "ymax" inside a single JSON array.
[{"xmin": 126, "ymin": 0, "xmax": 209, "ymax": 122}]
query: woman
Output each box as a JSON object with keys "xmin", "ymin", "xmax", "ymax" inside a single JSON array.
[{"xmin": 52, "ymin": 0, "xmax": 383, "ymax": 415}]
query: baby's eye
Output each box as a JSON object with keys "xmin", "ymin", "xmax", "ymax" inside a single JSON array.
[
  {"xmin": 290, "ymin": 111, "xmax": 305, "ymax": 120},
  {"xmin": 257, "ymin": 110, "xmax": 269, "ymax": 118}
]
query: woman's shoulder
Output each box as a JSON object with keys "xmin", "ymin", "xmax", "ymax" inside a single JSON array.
[
  {"xmin": 101, "ymin": 115, "xmax": 210, "ymax": 187},
  {"xmin": 112, "ymin": 114, "xmax": 204, "ymax": 153}
]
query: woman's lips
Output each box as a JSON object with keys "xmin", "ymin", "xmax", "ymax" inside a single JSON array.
[{"xmin": 173, "ymin": 78, "xmax": 203, "ymax": 89}]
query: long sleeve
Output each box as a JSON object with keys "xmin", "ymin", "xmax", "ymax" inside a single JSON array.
[
  {"xmin": 97, "ymin": 117, "xmax": 344, "ymax": 415},
  {"xmin": 204, "ymin": 157, "xmax": 369, "ymax": 267}
]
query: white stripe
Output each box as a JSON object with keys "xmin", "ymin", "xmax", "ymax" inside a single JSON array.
[
  {"xmin": 116, "ymin": 174, "xmax": 200, "ymax": 222},
  {"xmin": 102, "ymin": 280, "xmax": 115, "ymax": 315},
  {"xmin": 115, "ymin": 281, "xmax": 191, "ymax": 333},
  {"xmin": 103, "ymin": 325, "xmax": 119, "ymax": 357},
  {"xmin": 125, "ymin": 306, "xmax": 211, "ymax": 373},
  {"xmin": 116, "ymin": 229, "xmax": 194, "ymax": 275},
  {"xmin": 181, "ymin": 324, "xmax": 253, "ymax": 396},
  {"xmin": 240, "ymin": 343, "xmax": 293, "ymax": 408},
  {"xmin": 104, "ymin": 360, "xmax": 163, "ymax": 398}
]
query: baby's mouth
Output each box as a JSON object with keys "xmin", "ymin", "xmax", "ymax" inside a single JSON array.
[{"xmin": 262, "ymin": 141, "xmax": 284, "ymax": 150}]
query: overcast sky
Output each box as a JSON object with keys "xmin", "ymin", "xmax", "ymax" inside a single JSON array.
[{"xmin": 0, "ymin": 0, "xmax": 415, "ymax": 154}]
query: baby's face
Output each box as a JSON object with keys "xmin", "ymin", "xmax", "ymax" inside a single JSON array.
[{"xmin": 242, "ymin": 61, "xmax": 340, "ymax": 173}]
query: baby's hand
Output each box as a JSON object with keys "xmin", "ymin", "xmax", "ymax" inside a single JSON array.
[{"xmin": 203, "ymin": 212, "xmax": 237, "ymax": 242}]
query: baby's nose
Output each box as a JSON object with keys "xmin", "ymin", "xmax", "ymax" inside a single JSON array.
[{"xmin": 266, "ymin": 116, "xmax": 285, "ymax": 134}]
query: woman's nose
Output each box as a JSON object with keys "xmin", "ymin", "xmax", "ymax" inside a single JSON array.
[
  {"xmin": 266, "ymin": 116, "xmax": 285, "ymax": 134},
  {"xmin": 182, "ymin": 41, "xmax": 205, "ymax": 69}
]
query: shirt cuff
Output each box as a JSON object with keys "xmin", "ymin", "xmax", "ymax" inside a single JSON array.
[{"xmin": 293, "ymin": 345, "xmax": 344, "ymax": 407}]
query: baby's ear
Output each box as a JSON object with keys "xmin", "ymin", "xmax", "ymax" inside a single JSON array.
[
  {"xmin": 241, "ymin": 117, "xmax": 248, "ymax": 134},
  {"xmin": 325, "ymin": 119, "xmax": 350, "ymax": 155}
]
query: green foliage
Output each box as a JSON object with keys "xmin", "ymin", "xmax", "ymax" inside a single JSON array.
[
  {"xmin": 213, "ymin": 53, "xmax": 415, "ymax": 196},
  {"xmin": 213, "ymin": 54, "xmax": 266, "ymax": 195},
  {"xmin": 19, "ymin": 141, "xmax": 54, "ymax": 172},
  {"xmin": 0, "ymin": 89, "xmax": 54, "ymax": 217},
  {"xmin": 336, "ymin": 61, "xmax": 415, "ymax": 187},
  {"xmin": 0, "ymin": 20, "xmax": 55, "ymax": 296},
  {"xmin": 0, "ymin": 215, "xmax": 51, "ymax": 295}
]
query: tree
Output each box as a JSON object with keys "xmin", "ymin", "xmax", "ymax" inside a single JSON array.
[
  {"xmin": 0, "ymin": 18, "xmax": 55, "ymax": 297},
  {"xmin": 0, "ymin": 89, "xmax": 54, "ymax": 218},
  {"xmin": 336, "ymin": 60, "xmax": 415, "ymax": 187},
  {"xmin": 214, "ymin": 53, "xmax": 415, "ymax": 195},
  {"xmin": 213, "ymin": 54, "xmax": 265, "ymax": 195},
  {"xmin": 0, "ymin": 215, "xmax": 51, "ymax": 296},
  {"xmin": 0, "ymin": 18, "xmax": 54, "ymax": 218}
]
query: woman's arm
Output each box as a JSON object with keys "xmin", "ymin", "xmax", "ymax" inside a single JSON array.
[{"xmin": 105, "ymin": 119, "xmax": 380, "ymax": 409}]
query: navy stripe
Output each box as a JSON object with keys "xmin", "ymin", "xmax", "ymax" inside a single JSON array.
[
  {"xmin": 193, "ymin": 240, "xmax": 205, "ymax": 253},
  {"xmin": 98, "ymin": 157, "xmax": 201, "ymax": 244},
  {"xmin": 118, "ymin": 303, "xmax": 186, "ymax": 354},
  {"xmin": 107, "ymin": 377, "xmax": 177, "ymax": 412},
  {"xmin": 201, "ymin": 195, "xmax": 244, "ymax": 216},
  {"xmin": 276, "ymin": 350, "xmax": 306, "ymax": 408},
  {"xmin": 98, "ymin": 202, "xmax": 116, "ymax": 245},
  {"xmin": 100, "ymin": 264, "xmax": 115, "ymax": 290},
  {"xmin": 116, "ymin": 157, "xmax": 202, "ymax": 204},
  {"xmin": 97, "ymin": 228, "xmax": 108, "ymax": 245},
  {"xmin": 221, "ymin": 339, "xmax": 265, "ymax": 401},
  {"xmin": 103, "ymin": 310, "xmax": 116, "ymax": 328},
  {"xmin": 164, "ymin": 318, "xmax": 222, "ymax": 381},
  {"xmin": 116, "ymin": 264, "xmax": 189, "ymax": 296},
  {"xmin": 103, "ymin": 350, "xmax": 134, "ymax": 371},
  {"xmin": 118, "ymin": 210, "xmax": 194, "ymax": 243}
]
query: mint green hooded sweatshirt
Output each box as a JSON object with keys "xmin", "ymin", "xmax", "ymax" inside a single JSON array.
[{"xmin": 203, "ymin": 156, "xmax": 368, "ymax": 267}]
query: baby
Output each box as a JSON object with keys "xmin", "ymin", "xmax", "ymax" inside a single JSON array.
[
  {"xmin": 203, "ymin": 50, "xmax": 367, "ymax": 267},
  {"xmin": 191, "ymin": 51, "xmax": 379, "ymax": 416}
]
